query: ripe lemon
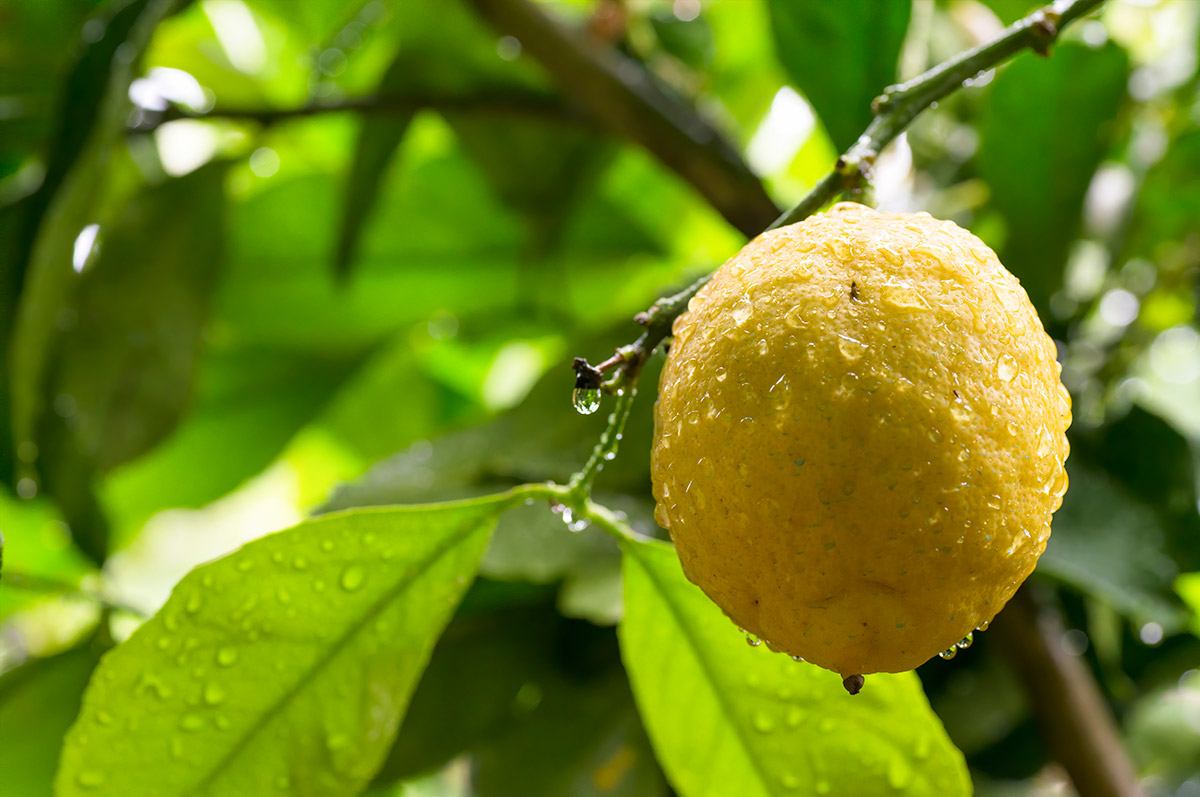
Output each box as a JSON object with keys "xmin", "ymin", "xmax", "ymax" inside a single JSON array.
[{"xmin": 650, "ymin": 202, "xmax": 1071, "ymax": 678}]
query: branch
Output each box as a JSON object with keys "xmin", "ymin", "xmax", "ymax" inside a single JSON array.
[
  {"xmin": 127, "ymin": 88, "xmax": 575, "ymax": 133},
  {"xmin": 584, "ymin": 0, "xmax": 1105, "ymax": 383},
  {"xmin": 462, "ymin": 0, "xmax": 781, "ymax": 238},
  {"xmin": 989, "ymin": 586, "xmax": 1145, "ymax": 797}
]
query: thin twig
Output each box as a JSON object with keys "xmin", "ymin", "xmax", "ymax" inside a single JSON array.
[
  {"xmin": 583, "ymin": 0, "xmax": 1106, "ymax": 383},
  {"xmin": 462, "ymin": 0, "xmax": 781, "ymax": 238},
  {"xmin": 127, "ymin": 89, "xmax": 576, "ymax": 133}
]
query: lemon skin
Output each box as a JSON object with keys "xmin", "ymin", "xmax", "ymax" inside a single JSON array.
[{"xmin": 650, "ymin": 202, "xmax": 1071, "ymax": 677}]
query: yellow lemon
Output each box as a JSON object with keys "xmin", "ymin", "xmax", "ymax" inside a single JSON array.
[{"xmin": 650, "ymin": 202, "xmax": 1071, "ymax": 678}]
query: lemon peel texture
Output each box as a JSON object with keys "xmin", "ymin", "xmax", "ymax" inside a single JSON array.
[{"xmin": 650, "ymin": 202, "xmax": 1071, "ymax": 677}]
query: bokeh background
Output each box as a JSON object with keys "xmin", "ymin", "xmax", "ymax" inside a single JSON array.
[{"xmin": 1, "ymin": 0, "xmax": 1199, "ymax": 794}]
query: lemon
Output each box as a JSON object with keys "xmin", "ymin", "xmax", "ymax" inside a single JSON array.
[{"xmin": 650, "ymin": 202, "xmax": 1071, "ymax": 678}]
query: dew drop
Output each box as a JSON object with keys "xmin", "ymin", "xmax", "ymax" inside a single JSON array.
[
  {"xmin": 956, "ymin": 631, "xmax": 974, "ymax": 650},
  {"xmin": 938, "ymin": 646, "xmax": 958, "ymax": 660},
  {"xmin": 753, "ymin": 711, "xmax": 775, "ymax": 733},
  {"xmin": 340, "ymin": 565, "xmax": 366, "ymax": 592},
  {"xmin": 77, "ymin": 771, "xmax": 106, "ymax": 789},
  {"xmin": 746, "ymin": 633, "xmax": 762, "ymax": 647},
  {"xmin": 976, "ymin": 619, "xmax": 990, "ymax": 632},
  {"xmin": 203, "ymin": 683, "xmax": 227, "ymax": 706},
  {"xmin": 185, "ymin": 593, "xmax": 202, "ymax": 614},
  {"xmin": 730, "ymin": 295, "xmax": 753, "ymax": 326},
  {"xmin": 997, "ymin": 353, "xmax": 1017, "ymax": 382},
  {"xmin": 887, "ymin": 758, "xmax": 912, "ymax": 789},
  {"xmin": 326, "ymin": 732, "xmax": 352, "ymax": 751},
  {"xmin": 836, "ymin": 334, "xmax": 867, "ymax": 361},
  {"xmin": 216, "ymin": 647, "xmax": 238, "ymax": 667},
  {"xmin": 816, "ymin": 779, "xmax": 832, "ymax": 794},
  {"xmin": 180, "ymin": 713, "xmax": 205, "ymax": 731},
  {"xmin": 291, "ymin": 555, "xmax": 309, "ymax": 571},
  {"xmin": 572, "ymin": 388, "xmax": 601, "ymax": 415}
]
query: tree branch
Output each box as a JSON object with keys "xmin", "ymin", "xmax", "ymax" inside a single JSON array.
[
  {"xmin": 990, "ymin": 585, "xmax": 1145, "ymax": 797},
  {"xmin": 127, "ymin": 89, "xmax": 575, "ymax": 133},
  {"xmin": 584, "ymin": 0, "xmax": 1106, "ymax": 383},
  {"xmin": 461, "ymin": 0, "xmax": 781, "ymax": 238}
]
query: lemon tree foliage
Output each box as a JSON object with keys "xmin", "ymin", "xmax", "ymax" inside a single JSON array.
[
  {"xmin": 619, "ymin": 538, "xmax": 971, "ymax": 797},
  {"xmin": 55, "ymin": 498, "xmax": 504, "ymax": 796}
]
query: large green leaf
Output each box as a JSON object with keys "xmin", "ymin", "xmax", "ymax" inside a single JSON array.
[
  {"xmin": 0, "ymin": 486, "xmax": 95, "ymax": 622},
  {"xmin": 619, "ymin": 538, "xmax": 971, "ymax": 797},
  {"xmin": 47, "ymin": 163, "xmax": 227, "ymax": 472},
  {"xmin": 976, "ymin": 41, "xmax": 1129, "ymax": 313},
  {"xmin": 0, "ymin": 641, "xmax": 103, "ymax": 797},
  {"xmin": 765, "ymin": 0, "xmax": 911, "ymax": 151},
  {"xmin": 56, "ymin": 496, "xmax": 507, "ymax": 796}
]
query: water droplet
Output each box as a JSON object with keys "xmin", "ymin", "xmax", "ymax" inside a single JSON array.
[
  {"xmin": 938, "ymin": 646, "xmax": 958, "ymax": 660},
  {"xmin": 730, "ymin": 294, "xmax": 753, "ymax": 326},
  {"xmin": 340, "ymin": 565, "xmax": 366, "ymax": 592},
  {"xmin": 997, "ymin": 353, "xmax": 1017, "ymax": 381},
  {"xmin": 986, "ymin": 495, "xmax": 1003, "ymax": 510},
  {"xmin": 887, "ymin": 758, "xmax": 912, "ymax": 789},
  {"xmin": 837, "ymin": 334, "xmax": 867, "ymax": 361},
  {"xmin": 572, "ymin": 387, "xmax": 601, "ymax": 415},
  {"xmin": 185, "ymin": 593, "xmax": 203, "ymax": 614},
  {"xmin": 292, "ymin": 555, "xmax": 309, "ymax": 571},
  {"xmin": 785, "ymin": 706, "xmax": 804, "ymax": 727},
  {"xmin": 956, "ymin": 631, "xmax": 974, "ymax": 650},
  {"xmin": 753, "ymin": 711, "xmax": 775, "ymax": 732},
  {"xmin": 976, "ymin": 620, "xmax": 990, "ymax": 632},
  {"xmin": 780, "ymin": 772, "xmax": 800, "ymax": 790},
  {"xmin": 204, "ymin": 683, "xmax": 227, "ymax": 706},
  {"xmin": 320, "ymin": 539, "xmax": 334, "ymax": 552},
  {"xmin": 816, "ymin": 779, "xmax": 832, "ymax": 794},
  {"xmin": 236, "ymin": 559, "xmax": 254, "ymax": 572},
  {"xmin": 77, "ymin": 771, "xmax": 106, "ymax": 789},
  {"xmin": 216, "ymin": 647, "xmax": 238, "ymax": 667},
  {"xmin": 746, "ymin": 633, "xmax": 762, "ymax": 647},
  {"xmin": 327, "ymin": 732, "xmax": 352, "ymax": 751},
  {"xmin": 180, "ymin": 713, "xmax": 205, "ymax": 731}
]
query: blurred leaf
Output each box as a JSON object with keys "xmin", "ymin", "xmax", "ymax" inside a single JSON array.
[
  {"xmin": 1125, "ymin": 130, "xmax": 1200, "ymax": 262},
  {"xmin": 334, "ymin": 52, "xmax": 417, "ymax": 279},
  {"xmin": 102, "ymin": 345, "xmax": 365, "ymax": 540},
  {"xmin": 976, "ymin": 41, "xmax": 1128, "ymax": 312},
  {"xmin": 0, "ymin": 640, "xmax": 103, "ymax": 797},
  {"xmin": 649, "ymin": 9, "xmax": 715, "ymax": 69},
  {"xmin": 1040, "ymin": 457, "xmax": 1189, "ymax": 629},
  {"xmin": 48, "ymin": 164, "xmax": 227, "ymax": 472},
  {"xmin": 619, "ymin": 538, "xmax": 972, "ymax": 797},
  {"xmin": 372, "ymin": 602, "xmax": 563, "ymax": 782},
  {"xmin": 0, "ymin": 487, "xmax": 94, "ymax": 623},
  {"xmin": 473, "ymin": 672, "xmax": 670, "ymax": 797},
  {"xmin": 243, "ymin": 0, "xmax": 361, "ymax": 42},
  {"xmin": 8, "ymin": 0, "xmax": 175, "ymax": 482},
  {"xmin": 56, "ymin": 496, "xmax": 505, "ymax": 796},
  {"xmin": 765, "ymin": 0, "xmax": 911, "ymax": 151}
]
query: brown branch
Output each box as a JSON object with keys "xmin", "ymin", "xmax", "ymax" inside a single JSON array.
[
  {"xmin": 127, "ymin": 88, "xmax": 576, "ymax": 133},
  {"xmin": 461, "ymin": 0, "xmax": 781, "ymax": 238},
  {"xmin": 989, "ymin": 585, "xmax": 1145, "ymax": 797}
]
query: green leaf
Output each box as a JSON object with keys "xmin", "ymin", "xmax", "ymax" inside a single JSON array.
[
  {"xmin": 0, "ymin": 641, "xmax": 103, "ymax": 797},
  {"xmin": 0, "ymin": 486, "xmax": 95, "ymax": 622},
  {"xmin": 56, "ymin": 496, "xmax": 507, "ymax": 796},
  {"xmin": 8, "ymin": 0, "xmax": 175, "ymax": 476},
  {"xmin": 976, "ymin": 41, "xmax": 1128, "ymax": 313},
  {"xmin": 649, "ymin": 9, "xmax": 715, "ymax": 70},
  {"xmin": 1125, "ymin": 130, "xmax": 1200, "ymax": 262},
  {"xmin": 618, "ymin": 538, "xmax": 971, "ymax": 797},
  {"xmin": 765, "ymin": 0, "xmax": 911, "ymax": 151},
  {"xmin": 1040, "ymin": 456, "xmax": 1190, "ymax": 630},
  {"xmin": 48, "ymin": 163, "xmax": 227, "ymax": 471}
]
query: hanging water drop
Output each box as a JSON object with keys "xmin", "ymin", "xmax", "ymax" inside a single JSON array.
[
  {"xmin": 572, "ymin": 387, "xmax": 601, "ymax": 415},
  {"xmin": 956, "ymin": 631, "xmax": 974, "ymax": 650},
  {"xmin": 938, "ymin": 646, "xmax": 958, "ymax": 660},
  {"xmin": 976, "ymin": 619, "xmax": 990, "ymax": 632},
  {"xmin": 746, "ymin": 633, "xmax": 762, "ymax": 647}
]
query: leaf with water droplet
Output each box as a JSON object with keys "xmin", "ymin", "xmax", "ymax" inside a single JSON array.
[
  {"xmin": 55, "ymin": 495, "xmax": 506, "ymax": 796},
  {"xmin": 619, "ymin": 538, "xmax": 971, "ymax": 797}
]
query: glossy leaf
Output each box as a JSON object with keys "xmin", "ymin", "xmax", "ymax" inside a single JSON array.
[
  {"xmin": 0, "ymin": 641, "xmax": 103, "ymax": 797},
  {"xmin": 619, "ymin": 538, "xmax": 971, "ymax": 797},
  {"xmin": 48, "ymin": 163, "xmax": 227, "ymax": 471},
  {"xmin": 56, "ymin": 496, "xmax": 507, "ymax": 796},
  {"xmin": 976, "ymin": 41, "xmax": 1128, "ymax": 312},
  {"xmin": 765, "ymin": 0, "xmax": 911, "ymax": 150}
]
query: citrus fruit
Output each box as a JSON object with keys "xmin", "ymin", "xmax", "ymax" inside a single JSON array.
[{"xmin": 650, "ymin": 202, "xmax": 1071, "ymax": 679}]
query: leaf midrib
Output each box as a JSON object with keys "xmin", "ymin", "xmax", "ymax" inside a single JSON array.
[{"xmin": 184, "ymin": 512, "xmax": 491, "ymax": 796}]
